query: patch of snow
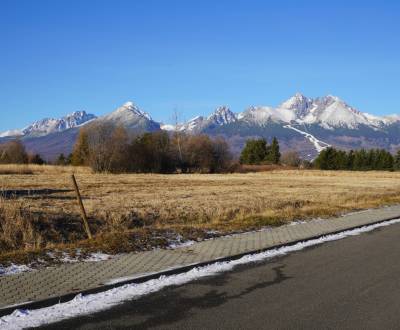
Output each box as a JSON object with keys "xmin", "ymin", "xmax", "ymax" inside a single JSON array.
[
  {"xmin": 84, "ymin": 253, "xmax": 113, "ymax": 262},
  {"xmin": 0, "ymin": 264, "xmax": 32, "ymax": 276},
  {"xmin": 382, "ymin": 114, "xmax": 400, "ymax": 124},
  {"xmin": 288, "ymin": 220, "xmax": 307, "ymax": 226},
  {"xmin": 2, "ymin": 218, "xmax": 400, "ymax": 329},
  {"xmin": 167, "ymin": 234, "xmax": 196, "ymax": 249},
  {"xmin": 0, "ymin": 129, "xmax": 23, "ymax": 138},
  {"xmin": 206, "ymin": 230, "xmax": 221, "ymax": 235},
  {"xmin": 0, "ymin": 252, "xmax": 113, "ymax": 277},
  {"xmin": 105, "ymin": 272, "xmax": 159, "ymax": 285},
  {"xmin": 59, "ymin": 251, "xmax": 113, "ymax": 263},
  {"xmin": 181, "ymin": 116, "xmax": 205, "ymax": 132},
  {"xmin": 238, "ymin": 106, "xmax": 294, "ymax": 125},
  {"xmin": 160, "ymin": 124, "xmax": 176, "ymax": 131},
  {"xmin": 168, "ymin": 240, "xmax": 196, "ymax": 249}
]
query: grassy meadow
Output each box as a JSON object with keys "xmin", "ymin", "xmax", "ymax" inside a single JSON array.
[{"xmin": 2, "ymin": 164, "xmax": 400, "ymax": 264}]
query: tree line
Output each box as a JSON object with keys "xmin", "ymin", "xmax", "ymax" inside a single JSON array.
[
  {"xmin": 239, "ymin": 137, "xmax": 281, "ymax": 165},
  {"xmin": 3, "ymin": 129, "xmax": 400, "ymax": 172},
  {"xmin": 313, "ymin": 147, "xmax": 400, "ymax": 171},
  {"xmin": 0, "ymin": 140, "xmax": 45, "ymax": 165},
  {"xmin": 70, "ymin": 122, "xmax": 233, "ymax": 173}
]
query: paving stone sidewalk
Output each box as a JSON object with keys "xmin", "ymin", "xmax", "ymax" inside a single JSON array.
[{"xmin": 2, "ymin": 205, "xmax": 400, "ymax": 315}]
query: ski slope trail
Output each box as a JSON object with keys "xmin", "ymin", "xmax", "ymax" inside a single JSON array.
[{"xmin": 284, "ymin": 124, "xmax": 330, "ymax": 153}]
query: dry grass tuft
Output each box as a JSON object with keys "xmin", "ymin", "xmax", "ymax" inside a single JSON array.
[
  {"xmin": 0, "ymin": 164, "xmax": 91, "ymax": 176},
  {"xmin": 0, "ymin": 164, "xmax": 34, "ymax": 175}
]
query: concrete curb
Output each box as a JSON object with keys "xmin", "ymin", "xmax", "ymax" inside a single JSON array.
[{"xmin": 1, "ymin": 214, "xmax": 399, "ymax": 318}]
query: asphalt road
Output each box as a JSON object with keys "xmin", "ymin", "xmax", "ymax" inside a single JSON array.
[{"xmin": 40, "ymin": 222, "xmax": 400, "ymax": 330}]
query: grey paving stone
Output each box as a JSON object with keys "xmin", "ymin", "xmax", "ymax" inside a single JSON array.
[{"xmin": 1, "ymin": 205, "xmax": 400, "ymax": 311}]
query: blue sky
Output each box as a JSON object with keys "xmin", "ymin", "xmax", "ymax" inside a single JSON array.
[{"xmin": 1, "ymin": 0, "xmax": 400, "ymax": 131}]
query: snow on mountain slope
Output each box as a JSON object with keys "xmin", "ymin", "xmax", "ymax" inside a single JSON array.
[
  {"xmin": 3, "ymin": 94, "xmax": 399, "ymax": 160},
  {"xmin": 279, "ymin": 92, "xmax": 313, "ymax": 118},
  {"xmin": 238, "ymin": 106, "xmax": 297, "ymax": 124},
  {"xmin": 102, "ymin": 102, "xmax": 152, "ymax": 122},
  {"xmin": 236, "ymin": 94, "xmax": 389, "ymax": 131},
  {"xmin": 180, "ymin": 93, "xmax": 390, "ymax": 132},
  {"xmin": 0, "ymin": 129, "xmax": 23, "ymax": 138},
  {"xmin": 284, "ymin": 125, "xmax": 330, "ymax": 153},
  {"xmin": 23, "ymin": 111, "xmax": 96, "ymax": 136},
  {"xmin": 179, "ymin": 116, "xmax": 205, "ymax": 132},
  {"xmin": 174, "ymin": 106, "xmax": 237, "ymax": 132},
  {"xmin": 100, "ymin": 101, "xmax": 160, "ymax": 132},
  {"xmin": 160, "ymin": 124, "xmax": 176, "ymax": 131},
  {"xmin": 299, "ymin": 96, "xmax": 372, "ymax": 129},
  {"xmin": 381, "ymin": 114, "xmax": 400, "ymax": 125},
  {"xmin": 0, "ymin": 111, "xmax": 96, "ymax": 138}
]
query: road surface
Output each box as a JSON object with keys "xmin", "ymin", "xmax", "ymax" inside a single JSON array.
[{"xmin": 40, "ymin": 221, "xmax": 400, "ymax": 329}]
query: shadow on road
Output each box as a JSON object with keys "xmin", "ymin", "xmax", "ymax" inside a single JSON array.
[{"xmin": 42, "ymin": 261, "xmax": 291, "ymax": 330}]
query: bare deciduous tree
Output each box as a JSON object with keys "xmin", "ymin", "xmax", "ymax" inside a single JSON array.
[
  {"xmin": 281, "ymin": 150, "xmax": 301, "ymax": 167},
  {"xmin": 0, "ymin": 140, "xmax": 28, "ymax": 164}
]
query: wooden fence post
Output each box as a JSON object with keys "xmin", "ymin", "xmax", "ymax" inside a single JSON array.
[{"xmin": 71, "ymin": 174, "xmax": 93, "ymax": 239}]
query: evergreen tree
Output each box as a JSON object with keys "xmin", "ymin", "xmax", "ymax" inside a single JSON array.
[
  {"xmin": 335, "ymin": 150, "xmax": 348, "ymax": 169},
  {"xmin": 66, "ymin": 153, "xmax": 73, "ymax": 165},
  {"xmin": 366, "ymin": 149, "xmax": 377, "ymax": 170},
  {"xmin": 394, "ymin": 150, "xmax": 400, "ymax": 170},
  {"xmin": 314, "ymin": 147, "xmax": 394, "ymax": 171},
  {"xmin": 314, "ymin": 147, "xmax": 338, "ymax": 170},
  {"xmin": 347, "ymin": 150, "xmax": 355, "ymax": 170},
  {"xmin": 56, "ymin": 153, "xmax": 67, "ymax": 166},
  {"xmin": 29, "ymin": 153, "xmax": 45, "ymax": 165},
  {"xmin": 353, "ymin": 149, "xmax": 368, "ymax": 170},
  {"xmin": 240, "ymin": 139, "xmax": 268, "ymax": 164},
  {"xmin": 265, "ymin": 137, "xmax": 281, "ymax": 164},
  {"xmin": 376, "ymin": 149, "xmax": 394, "ymax": 170}
]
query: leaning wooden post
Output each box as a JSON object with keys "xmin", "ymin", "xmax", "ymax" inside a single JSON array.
[{"xmin": 71, "ymin": 174, "xmax": 93, "ymax": 239}]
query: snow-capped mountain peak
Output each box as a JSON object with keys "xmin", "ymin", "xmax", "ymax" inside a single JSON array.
[
  {"xmin": 171, "ymin": 106, "xmax": 237, "ymax": 133},
  {"xmin": 180, "ymin": 116, "xmax": 205, "ymax": 132},
  {"xmin": 100, "ymin": 101, "xmax": 160, "ymax": 132},
  {"xmin": 6, "ymin": 111, "xmax": 97, "ymax": 137},
  {"xmin": 116, "ymin": 101, "xmax": 152, "ymax": 120},
  {"xmin": 239, "ymin": 106, "xmax": 278, "ymax": 124},
  {"xmin": 207, "ymin": 106, "xmax": 237, "ymax": 125},
  {"xmin": 301, "ymin": 96, "xmax": 371, "ymax": 129},
  {"xmin": 279, "ymin": 93, "xmax": 313, "ymax": 117}
]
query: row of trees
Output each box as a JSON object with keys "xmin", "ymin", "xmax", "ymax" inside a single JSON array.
[
  {"xmin": 313, "ymin": 147, "xmax": 400, "ymax": 171},
  {"xmin": 3, "ymin": 132, "xmax": 400, "ymax": 172},
  {"xmin": 238, "ymin": 138, "xmax": 400, "ymax": 171},
  {"xmin": 0, "ymin": 140, "xmax": 45, "ymax": 165},
  {"xmin": 71, "ymin": 122, "xmax": 233, "ymax": 173},
  {"xmin": 239, "ymin": 137, "xmax": 281, "ymax": 165}
]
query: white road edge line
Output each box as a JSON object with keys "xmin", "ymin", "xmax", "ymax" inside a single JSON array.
[{"xmin": 1, "ymin": 218, "xmax": 400, "ymax": 330}]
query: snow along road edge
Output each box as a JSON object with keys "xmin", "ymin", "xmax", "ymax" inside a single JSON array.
[{"xmin": 2, "ymin": 217, "xmax": 400, "ymax": 330}]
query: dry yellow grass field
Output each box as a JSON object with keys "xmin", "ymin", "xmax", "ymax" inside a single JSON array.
[{"xmin": 1, "ymin": 164, "xmax": 400, "ymax": 263}]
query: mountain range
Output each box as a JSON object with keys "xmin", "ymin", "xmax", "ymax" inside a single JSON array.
[{"xmin": 2, "ymin": 93, "xmax": 400, "ymax": 160}]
